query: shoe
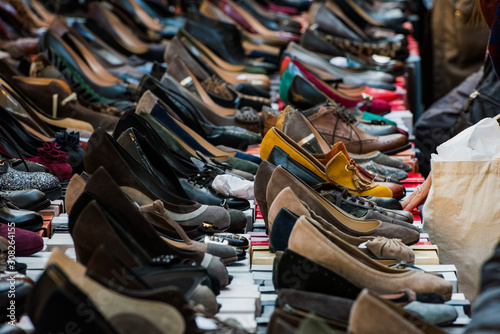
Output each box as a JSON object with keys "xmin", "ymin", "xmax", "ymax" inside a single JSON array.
[
  {"xmin": 285, "ymin": 43, "xmax": 396, "ymax": 92},
  {"xmin": 167, "ymin": 55, "xmax": 271, "ymax": 111},
  {"xmin": 0, "ymin": 223, "xmax": 43, "ymax": 256},
  {"xmin": 149, "ymin": 101, "xmax": 261, "ymax": 163},
  {"xmin": 260, "ymin": 127, "xmax": 393, "ymax": 197},
  {"xmin": 38, "ymin": 30, "xmax": 137, "ymax": 104},
  {"xmin": 115, "ymin": 127, "xmax": 250, "ymax": 210},
  {"xmin": 0, "ymin": 189, "xmax": 50, "ymax": 211},
  {"xmin": 137, "ymin": 74, "xmax": 262, "ymax": 149},
  {"xmin": 286, "ymin": 58, "xmax": 391, "ymax": 114},
  {"xmin": 84, "ymin": 2, "xmax": 166, "ymax": 62},
  {"xmin": 84, "ymin": 130, "xmax": 231, "ymax": 232},
  {"xmin": 25, "ymin": 142, "xmax": 73, "ymax": 181},
  {"xmin": 115, "ymin": 109, "xmax": 257, "ymax": 179},
  {"xmin": 69, "ymin": 167, "xmax": 230, "ymax": 287},
  {"xmin": 0, "ymin": 196, "xmax": 42, "ymax": 231},
  {"xmin": 265, "ymin": 166, "xmax": 419, "ymax": 244},
  {"xmin": 288, "ymin": 216, "xmax": 452, "ymax": 299},
  {"xmin": 177, "ymin": 34, "xmax": 271, "ymax": 89},
  {"xmin": 264, "ymin": 146, "xmax": 403, "ymax": 210},
  {"xmin": 270, "ymin": 195, "xmax": 415, "ymax": 263},
  {"xmin": 313, "ymin": 141, "xmax": 406, "ymax": 198},
  {"xmin": 255, "ymin": 158, "xmax": 411, "ymax": 224},
  {"xmin": 11, "ymin": 77, "xmax": 119, "ymax": 132},
  {"xmin": 139, "ymin": 200, "xmax": 239, "ymax": 263},
  {"xmin": 137, "ymin": 108, "xmax": 259, "ymax": 174},
  {"xmin": 28, "ymin": 252, "xmax": 186, "ymax": 334},
  {"xmin": 163, "ymin": 62, "xmax": 264, "ymax": 133},
  {"xmin": 0, "ymin": 77, "xmax": 93, "ymax": 134},
  {"xmin": 0, "ymin": 160, "xmax": 61, "ymax": 200},
  {"xmin": 359, "ymin": 160, "xmax": 408, "ymax": 180},
  {"xmin": 349, "ymin": 289, "xmax": 446, "ymax": 333},
  {"xmin": 83, "ymin": 246, "xmax": 200, "ymax": 331},
  {"xmin": 211, "ymin": 0, "xmax": 300, "ymax": 43},
  {"xmin": 182, "ymin": 15, "xmax": 266, "ymax": 72}
]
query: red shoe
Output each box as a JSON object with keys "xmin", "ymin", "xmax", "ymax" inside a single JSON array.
[{"xmin": 26, "ymin": 142, "xmax": 72, "ymax": 181}]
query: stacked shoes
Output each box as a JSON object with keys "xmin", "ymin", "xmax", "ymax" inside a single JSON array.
[{"xmin": 0, "ymin": 0, "xmax": 459, "ymax": 332}]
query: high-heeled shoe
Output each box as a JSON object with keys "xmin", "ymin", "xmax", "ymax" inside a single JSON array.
[
  {"xmin": 234, "ymin": 0, "xmax": 302, "ymax": 34},
  {"xmin": 11, "ymin": 76, "xmax": 119, "ymax": 131},
  {"xmin": 178, "ymin": 25, "xmax": 266, "ymax": 74},
  {"xmin": 167, "ymin": 55, "xmax": 271, "ymax": 111},
  {"xmin": 210, "ymin": 0, "xmax": 300, "ymax": 43},
  {"xmin": 137, "ymin": 74, "xmax": 262, "ymax": 149},
  {"xmin": 38, "ymin": 30, "xmax": 137, "ymax": 105},
  {"xmin": 265, "ymin": 165, "xmax": 419, "ymax": 244},
  {"xmin": 162, "ymin": 65, "xmax": 264, "ymax": 133},
  {"xmin": 136, "ymin": 108, "xmax": 259, "ymax": 174},
  {"xmin": 0, "ymin": 76, "xmax": 92, "ymax": 135},
  {"xmin": 115, "ymin": 127, "xmax": 250, "ymax": 210},
  {"xmin": 177, "ymin": 35, "xmax": 271, "ymax": 91},
  {"xmin": 84, "ymin": 130, "xmax": 232, "ymax": 232},
  {"xmin": 149, "ymin": 102, "xmax": 261, "ymax": 164},
  {"xmin": 84, "ymin": 2, "xmax": 165, "ymax": 62},
  {"xmin": 69, "ymin": 167, "xmax": 231, "ymax": 287},
  {"xmin": 29, "ymin": 252, "xmax": 186, "ymax": 334}
]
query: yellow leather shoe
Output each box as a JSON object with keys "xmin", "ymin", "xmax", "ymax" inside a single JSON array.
[{"xmin": 260, "ymin": 127, "xmax": 392, "ymax": 197}]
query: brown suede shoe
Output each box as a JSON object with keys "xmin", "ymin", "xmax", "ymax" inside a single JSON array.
[
  {"xmin": 350, "ymin": 289, "xmax": 446, "ymax": 333},
  {"xmin": 11, "ymin": 76, "xmax": 119, "ymax": 131},
  {"xmin": 289, "ymin": 217, "xmax": 452, "ymax": 300}
]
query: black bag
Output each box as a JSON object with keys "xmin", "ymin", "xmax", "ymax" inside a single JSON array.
[
  {"xmin": 414, "ymin": 66, "xmax": 483, "ymax": 158},
  {"xmin": 452, "ymin": 58, "xmax": 500, "ymax": 136}
]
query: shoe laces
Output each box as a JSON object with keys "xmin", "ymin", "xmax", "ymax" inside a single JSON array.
[{"xmin": 328, "ymin": 107, "xmax": 365, "ymax": 158}]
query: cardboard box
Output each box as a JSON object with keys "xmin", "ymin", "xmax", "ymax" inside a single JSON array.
[{"xmin": 412, "ymin": 244, "xmax": 439, "ymax": 265}]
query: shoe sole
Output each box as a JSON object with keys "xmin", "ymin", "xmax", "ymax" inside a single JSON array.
[
  {"xmin": 43, "ymin": 185, "xmax": 63, "ymax": 201},
  {"xmin": 381, "ymin": 143, "xmax": 411, "ymax": 156},
  {"xmin": 26, "ymin": 198, "xmax": 51, "ymax": 212}
]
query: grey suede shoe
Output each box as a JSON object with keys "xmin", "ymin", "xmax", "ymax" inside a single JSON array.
[
  {"xmin": 359, "ymin": 160, "xmax": 408, "ymax": 181},
  {"xmin": 351, "ymin": 151, "xmax": 412, "ymax": 172}
]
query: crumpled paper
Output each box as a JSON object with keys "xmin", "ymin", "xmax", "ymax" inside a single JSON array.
[
  {"xmin": 212, "ymin": 174, "xmax": 255, "ymax": 200},
  {"xmin": 432, "ymin": 118, "xmax": 500, "ymax": 162}
]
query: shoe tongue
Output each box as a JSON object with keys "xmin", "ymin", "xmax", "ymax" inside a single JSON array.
[{"xmin": 319, "ymin": 142, "xmax": 351, "ymax": 165}]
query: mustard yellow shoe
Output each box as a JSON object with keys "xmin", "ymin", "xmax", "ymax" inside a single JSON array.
[{"xmin": 260, "ymin": 127, "xmax": 392, "ymax": 197}]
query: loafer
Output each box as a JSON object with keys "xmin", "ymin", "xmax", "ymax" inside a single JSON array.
[{"xmin": 260, "ymin": 127, "xmax": 393, "ymax": 197}]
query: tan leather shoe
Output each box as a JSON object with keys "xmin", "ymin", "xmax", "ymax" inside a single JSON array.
[
  {"xmin": 288, "ymin": 216, "xmax": 452, "ymax": 300},
  {"xmin": 306, "ymin": 105, "xmax": 409, "ymax": 154},
  {"xmin": 350, "ymin": 289, "xmax": 446, "ymax": 334}
]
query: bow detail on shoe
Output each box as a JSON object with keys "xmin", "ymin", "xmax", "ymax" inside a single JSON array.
[
  {"xmin": 37, "ymin": 142, "xmax": 67, "ymax": 164},
  {"xmin": 54, "ymin": 131, "xmax": 81, "ymax": 152}
]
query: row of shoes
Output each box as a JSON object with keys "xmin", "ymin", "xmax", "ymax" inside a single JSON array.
[
  {"xmin": 257, "ymin": 109, "xmax": 458, "ymax": 333},
  {"xmin": 0, "ymin": 0, "xmax": 443, "ymax": 332}
]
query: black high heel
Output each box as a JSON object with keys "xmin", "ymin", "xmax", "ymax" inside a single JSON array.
[{"xmin": 138, "ymin": 74, "xmax": 262, "ymax": 149}]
